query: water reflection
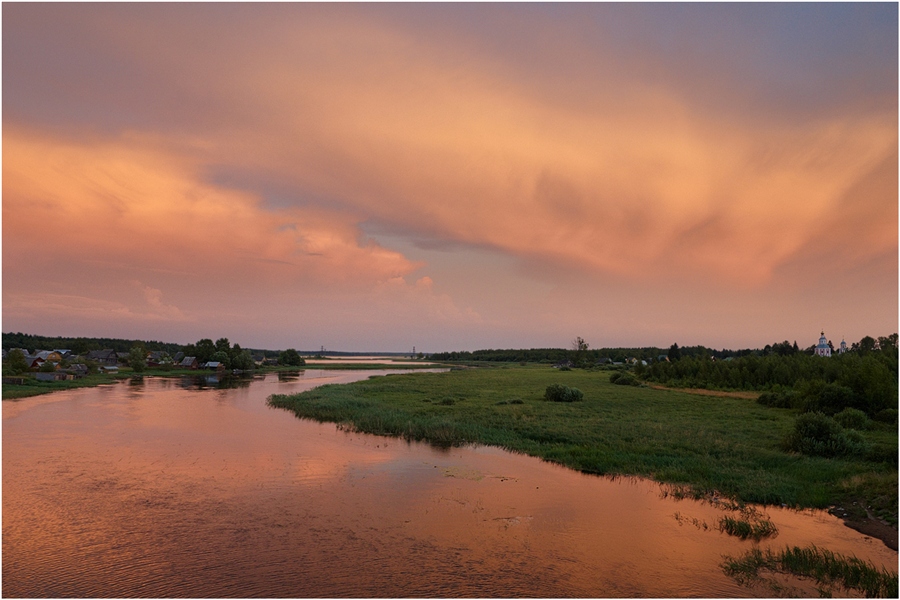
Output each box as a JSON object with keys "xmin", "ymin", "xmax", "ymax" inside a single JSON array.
[
  {"xmin": 3, "ymin": 373, "xmax": 895, "ymax": 598},
  {"xmin": 277, "ymin": 370, "xmax": 303, "ymax": 382},
  {"xmin": 177, "ymin": 373, "xmax": 255, "ymax": 390}
]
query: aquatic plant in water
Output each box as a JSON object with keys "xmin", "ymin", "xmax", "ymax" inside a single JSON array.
[
  {"xmin": 722, "ymin": 545, "xmax": 898, "ymax": 598},
  {"xmin": 717, "ymin": 515, "xmax": 778, "ymax": 541}
]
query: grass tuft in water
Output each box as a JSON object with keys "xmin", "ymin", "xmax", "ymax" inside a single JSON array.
[
  {"xmin": 717, "ymin": 515, "xmax": 778, "ymax": 541},
  {"xmin": 722, "ymin": 545, "xmax": 898, "ymax": 598}
]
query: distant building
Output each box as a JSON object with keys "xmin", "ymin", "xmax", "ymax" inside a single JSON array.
[
  {"xmin": 35, "ymin": 350, "xmax": 63, "ymax": 363},
  {"xmin": 87, "ymin": 349, "xmax": 118, "ymax": 366},
  {"xmin": 839, "ymin": 338, "xmax": 847, "ymax": 354},
  {"xmin": 203, "ymin": 361, "xmax": 226, "ymax": 373},
  {"xmin": 814, "ymin": 331, "xmax": 832, "ymax": 357},
  {"xmin": 179, "ymin": 356, "xmax": 199, "ymax": 370}
]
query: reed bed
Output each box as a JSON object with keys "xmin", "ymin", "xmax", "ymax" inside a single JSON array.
[{"xmin": 722, "ymin": 545, "xmax": 898, "ymax": 597}]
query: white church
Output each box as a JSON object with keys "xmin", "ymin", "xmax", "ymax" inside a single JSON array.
[{"xmin": 814, "ymin": 331, "xmax": 847, "ymax": 357}]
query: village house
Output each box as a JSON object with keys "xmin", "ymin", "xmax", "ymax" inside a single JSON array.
[
  {"xmin": 179, "ymin": 356, "xmax": 199, "ymax": 369},
  {"xmin": 147, "ymin": 351, "xmax": 173, "ymax": 367},
  {"xmin": 87, "ymin": 349, "xmax": 118, "ymax": 366},
  {"xmin": 35, "ymin": 350, "xmax": 63, "ymax": 363},
  {"xmin": 65, "ymin": 364, "xmax": 89, "ymax": 378}
]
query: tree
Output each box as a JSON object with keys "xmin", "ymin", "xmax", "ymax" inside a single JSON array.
[
  {"xmin": 571, "ymin": 337, "xmax": 589, "ymax": 367},
  {"xmin": 231, "ymin": 349, "xmax": 254, "ymax": 371},
  {"xmin": 877, "ymin": 334, "xmax": 898, "ymax": 351},
  {"xmin": 4, "ymin": 349, "xmax": 29, "ymax": 375},
  {"xmin": 279, "ymin": 348, "xmax": 304, "ymax": 367},
  {"xmin": 211, "ymin": 350, "xmax": 231, "ymax": 369},
  {"xmin": 215, "ymin": 338, "xmax": 231, "ymax": 354},
  {"xmin": 128, "ymin": 346, "xmax": 146, "ymax": 373},
  {"xmin": 194, "ymin": 339, "xmax": 216, "ymax": 363},
  {"xmin": 668, "ymin": 343, "xmax": 682, "ymax": 362},
  {"xmin": 857, "ymin": 336, "xmax": 876, "ymax": 356}
]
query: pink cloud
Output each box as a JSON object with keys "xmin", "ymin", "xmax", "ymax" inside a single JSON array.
[{"xmin": 3, "ymin": 6, "xmax": 895, "ymax": 348}]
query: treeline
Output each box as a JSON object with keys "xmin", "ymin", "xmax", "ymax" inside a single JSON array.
[
  {"xmin": 2, "ymin": 332, "xmax": 183, "ymax": 356},
  {"xmin": 640, "ymin": 343, "xmax": 898, "ymax": 417},
  {"xmin": 430, "ymin": 345, "xmax": 753, "ymax": 363},
  {"xmin": 2, "ymin": 332, "xmax": 299, "ymax": 368}
]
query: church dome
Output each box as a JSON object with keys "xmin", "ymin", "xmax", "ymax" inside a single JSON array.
[{"xmin": 815, "ymin": 331, "xmax": 831, "ymax": 357}]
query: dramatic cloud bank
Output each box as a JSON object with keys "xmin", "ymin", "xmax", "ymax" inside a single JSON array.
[{"xmin": 3, "ymin": 4, "xmax": 897, "ymax": 350}]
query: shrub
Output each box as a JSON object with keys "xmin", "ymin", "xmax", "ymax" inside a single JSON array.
[
  {"xmin": 833, "ymin": 408, "xmax": 869, "ymax": 430},
  {"xmin": 544, "ymin": 383, "xmax": 584, "ymax": 402},
  {"xmin": 609, "ymin": 372, "xmax": 622, "ymax": 383},
  {"xmin": 279, "ymin": 348, "xmax": 305, "ymax": 366},
  {"xmin": 804, "ymin": 383, "xmax": 858, "ymax": 415},
  {"xmin": 757, "ymin": 389, "xmax": 798, "ymax": 409},
  {"xmin": 612, "ymin": 373, "xmax": 639, "ymax": 386},
  {"xmin": 782, "ymin": 412, "xmax": 868, "ymax": 458},
  {"xmin": 874, "ymin": 408, "xmax": 898, "ymax": 425},
  {"xmin": 4, "ymin": 349, "xmax": 29, "ymax": 375}
]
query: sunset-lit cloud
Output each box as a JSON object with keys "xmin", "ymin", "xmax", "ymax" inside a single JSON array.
[{"xmin": 3, "ymin": 3, "xmax": 896, "ymax": 350}]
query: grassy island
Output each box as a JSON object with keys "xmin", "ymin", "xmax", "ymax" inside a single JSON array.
[{"xmin": 269, "ymin": 365, "xmax": 897, "ymax": 541}]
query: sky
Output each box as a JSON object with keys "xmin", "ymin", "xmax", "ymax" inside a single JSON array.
[{"xmin": 2, "ymin": 3, "xmax": 898, "ymax": 352}]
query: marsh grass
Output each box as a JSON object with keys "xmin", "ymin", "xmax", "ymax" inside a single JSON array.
[
  {"xmin": 718, "ymin": 515, "xmax": 779, "ymax": 541},
  {"xmin": 267, "ymin": 365, "xmax": 898, "ymax": 518},
  {"xmin": 722, "ymin": 545, "xmax": 898, "ymax": 597}
]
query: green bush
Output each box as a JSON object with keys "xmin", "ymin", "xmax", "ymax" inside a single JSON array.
[
  {"xmin": 874, "ymin": 408, "xmax": 898, "ymax": 425},
  {"xmin": 833, "ymin": 407, "xmax": 870, "ymax": 430},
  {"xmin": 544, "ymin": 383, "xmax": 584, "ymax": 402},
  {"xmin": 3, "ymin": 349, "xmax": 30, "ymax": 375},
  {"xmin": 801, "ymin": 383, "xmax": 858, "ymax": 415},
  {"xmin": 783, "ymin": 412, "xmax": 868, "ymax": 458},
  {"xmin": 279, "ymin": 348, "xmax": 305, "ymax": 367},
  {"xmin": 757, "ymin": 389, "xmax": 798, "ymax": 409},
  {"xmin": 612, "ymin": 373, "xmax": 639, "ymax": 386}
]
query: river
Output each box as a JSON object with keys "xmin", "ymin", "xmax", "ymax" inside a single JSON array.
[{"xmin": 3, "ymin": 371, "xmax": 896, "ymax": 597}]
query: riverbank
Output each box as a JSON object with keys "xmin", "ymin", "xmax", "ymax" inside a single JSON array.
[
  {"xmin": 268, "ymin": 364, "xmax": 898, "ymax": 548},
  {"xmin": 1, "ymin": 362, "xmax": 448, "ymax": 400}
]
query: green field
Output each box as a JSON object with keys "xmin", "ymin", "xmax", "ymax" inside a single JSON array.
[{"xmin": 269, "ymin": 365, "xmax": 898, "ymax": 525}]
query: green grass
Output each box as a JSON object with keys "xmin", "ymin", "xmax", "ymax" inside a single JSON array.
[
  {"xmin": 268, "ymin": 365, "xmax": 898, "ymax": 520},
  {"xmin": 2, "ymin": 373, "xmax": 124, "ymax": 399},
  {"xmin": 722, "ymin": 545, "xmax": 898, "ymax": 597}
]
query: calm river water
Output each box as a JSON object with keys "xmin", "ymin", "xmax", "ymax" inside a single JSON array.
[{"xmin": 3, "ymin": 371, "xmax": 896, "ymax": 597}]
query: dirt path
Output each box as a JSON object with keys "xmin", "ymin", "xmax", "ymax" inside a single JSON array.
[{"xmin": 648, "ymin": 384, "xmax": 761, "ymax": 400}]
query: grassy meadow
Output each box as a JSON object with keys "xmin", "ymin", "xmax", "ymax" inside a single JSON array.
[{"xmin": 269, "ymin": 364, "xmax": 897, "ymax": 524}]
